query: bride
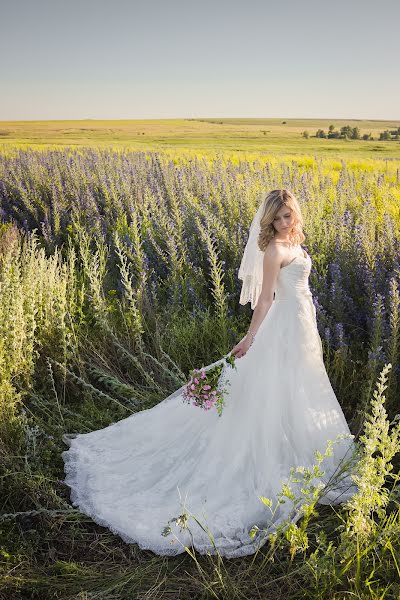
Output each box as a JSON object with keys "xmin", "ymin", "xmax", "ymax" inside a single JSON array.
[{"xmin": 62, "ymin": 189, "xmax": 358, "ymax": 558}]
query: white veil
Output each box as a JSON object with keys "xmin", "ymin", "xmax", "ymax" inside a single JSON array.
[{"xmin": 238, "ymin": 193, "xmax": 267, "ymax": 309}]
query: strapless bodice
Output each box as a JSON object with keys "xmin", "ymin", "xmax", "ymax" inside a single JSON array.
[{"xmin": 274, "ymin": 251, "xmax": 313, "ymax": 302}]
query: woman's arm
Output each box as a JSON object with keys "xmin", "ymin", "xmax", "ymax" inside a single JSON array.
[
  {"xmin": 232, "ymin": 245, "xmax": 282, "ymax": 358},
  {"xmin": 245, "ymin": 245, "xmax": 281, "ymax": 343}
]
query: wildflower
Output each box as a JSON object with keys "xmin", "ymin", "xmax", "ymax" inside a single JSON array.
[{"xmin": 182, "ymin": 354, "xmax": 237, "ymax": 415}]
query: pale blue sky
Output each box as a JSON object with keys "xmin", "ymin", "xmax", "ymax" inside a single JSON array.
[{"xmin": 0, "ymin": 0, "xmax": 399, "ymax": 120}]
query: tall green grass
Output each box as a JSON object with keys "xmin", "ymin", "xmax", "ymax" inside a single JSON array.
[{"xmin": 0, "ymin": 148, "xmax": 399, "ymax": 599}]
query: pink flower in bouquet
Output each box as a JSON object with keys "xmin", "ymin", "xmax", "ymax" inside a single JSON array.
[{"xmin": 182, "ymin": 354, "xmax": 237, "ymax": 416}]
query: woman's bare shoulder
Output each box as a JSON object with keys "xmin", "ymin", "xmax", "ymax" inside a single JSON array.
[
  {"xmin": 264, "ymin": 239, "xmax": 286, "ymax": 258},
  {"xmin": 263, "ymin": 240, "xmax": 286, "ymax": 269}
]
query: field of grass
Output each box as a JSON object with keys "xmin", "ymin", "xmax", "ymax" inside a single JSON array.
[
  {"xmin": 0, "ymin": 117, "xmax": 400, "ymax": 158},
  {"xmin": 0, "ymin": 140, "xmax": 399, "ymax": 599}
]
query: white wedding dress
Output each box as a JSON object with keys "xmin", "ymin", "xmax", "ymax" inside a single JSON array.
[{"xmin": 62, "ymin": 247, "xmax": 359, "ymax": 558}]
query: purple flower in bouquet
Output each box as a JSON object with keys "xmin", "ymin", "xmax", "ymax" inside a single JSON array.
[{"xmin": 182, "ymin": 353, "xmax": 237, "ymax": 416}]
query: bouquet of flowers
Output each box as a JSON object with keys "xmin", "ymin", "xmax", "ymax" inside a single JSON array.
[{"xmin": 182, "ymin": 353, "xmax": 237, "ymax": 416}]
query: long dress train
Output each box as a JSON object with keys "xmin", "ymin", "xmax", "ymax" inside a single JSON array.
[{"xmin": 62, "ymin": 248, "xmax": 359, "ymax": 558}]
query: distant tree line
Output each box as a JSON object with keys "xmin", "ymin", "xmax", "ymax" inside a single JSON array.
[{"xmin": 301, "ymin": 125, "xmax": 400, "ymax": 141}]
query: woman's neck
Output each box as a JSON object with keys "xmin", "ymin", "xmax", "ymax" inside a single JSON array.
[{"xmin": 273, "ymin": 236, "xmax": 297, "ymax": 246}]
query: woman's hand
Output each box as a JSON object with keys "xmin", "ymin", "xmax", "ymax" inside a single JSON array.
[{"xmin": 231, "ymin": 335, "xmax": 253, "ymax": 359}]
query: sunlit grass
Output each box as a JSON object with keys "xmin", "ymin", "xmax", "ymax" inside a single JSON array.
[
  {"xmin": 0, "ymin": 146, "xmax": 399, "ymax": 599},
  {"xmin": 0, "ymin": 117, "xmax": 400, "ymax": 158}
]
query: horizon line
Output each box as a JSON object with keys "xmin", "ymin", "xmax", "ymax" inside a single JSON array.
[{"xmin": 1, "ymin": 116, "xmax": 400, "ymax": 123}]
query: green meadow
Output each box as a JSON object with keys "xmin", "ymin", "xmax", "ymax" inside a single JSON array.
[
  {"xmin": 0, "ymin": 122, "xmax": 399, "ymax": 599},
  {"xmin": 1, "ymin": 117, "xmax": 400, "ymax": 158}
]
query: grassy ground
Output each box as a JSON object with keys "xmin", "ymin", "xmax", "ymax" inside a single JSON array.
[
  {"xmin": 0, "ymin": 117, "xmax": 400, "ymax": 158},
  {"xmin": 0, "ymin": 142, "xmax": 399, "ymax": 599}
]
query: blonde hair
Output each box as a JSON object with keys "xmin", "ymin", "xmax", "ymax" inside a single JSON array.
[{"xmin": 257, "ymin": 189, "xmax": 305, "ymax": 251}]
